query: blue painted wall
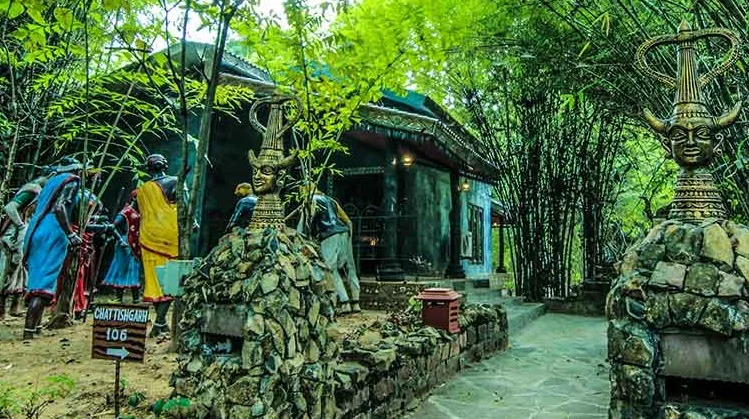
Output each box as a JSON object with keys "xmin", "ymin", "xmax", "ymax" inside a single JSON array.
[{"xmin": 460, "ymin": 179, "xmax": 494, "ymax": 278}]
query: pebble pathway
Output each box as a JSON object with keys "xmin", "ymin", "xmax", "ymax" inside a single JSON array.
[{"xmin": 409, "ymin": 313, "xmax": 610, "ymax": 419}]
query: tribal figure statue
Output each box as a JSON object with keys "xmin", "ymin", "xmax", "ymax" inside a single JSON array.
[
  {"xmin": 225, "ymin": 182, "xmax": 257, "ymax": 232},
  {"xmin": 23, "ymin": 157, "xmax": 89, "ymax": 339},
  {"xmin": 246, "ymin": 95, "xmax": 300, "ymax": 230},
  {"xmin": 134, "ymin": 154, "xmax": 181, "ymax": 338},
  {"xmin": 0, "ymin": 166, "xmax": 54, "ymax": 319},
  {"xmin": 101, "ymin": 192, "xmax": 142, "ymax": 304},
  {"xmin": 636, "ymin": 20, "xmax": 741, "ymax": 222}
]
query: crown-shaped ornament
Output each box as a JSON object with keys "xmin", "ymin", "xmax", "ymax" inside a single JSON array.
[
  {"xmin": 635, "ymin": 20, "xmax": 742, "ymax": 222},
  {"xmin": 246, "ymin": 95, "xmax": 301, "ymax": 230}
]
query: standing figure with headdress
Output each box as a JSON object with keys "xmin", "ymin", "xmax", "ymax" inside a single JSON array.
[
  {"xmin": 0, "ymin": 167, "xmax": 55, "ymax": 319},
  {"xmin": 22, "ymin": 157, "xmax": 87, "ymax": 339},
  {"xmin": 225, "ymin": 182, "xmax": 257, "ymax": 232},
  {"xmin": 70, "ymin": 179, "xmax": 106, "ymax": 319},
  {"xmin": 299, "ymin": 184, "xmax": 360, "ymax": 314},
  {"xmin": 134, "ymin": 154, "xmax": 180, "ymax": 338},
  {"xmin": 101, "ymin": 192, "xmax": 142, "ymax": 303}
]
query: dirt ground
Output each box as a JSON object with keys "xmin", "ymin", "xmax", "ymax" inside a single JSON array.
[{"xmin": 0, "ymin": 307, "xmax": 387, "ymax": 418}]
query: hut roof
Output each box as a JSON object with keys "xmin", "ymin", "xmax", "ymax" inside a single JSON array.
[{"xmin": 154, "ymin": 42, "xmax": 502, "ymax": 181}]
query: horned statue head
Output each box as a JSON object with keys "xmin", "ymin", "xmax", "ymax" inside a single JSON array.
[
  {"xmin": 247, "ymin": 95, "xmax": 302, "ymax": 195},
  {"xmin": 636, "ymin": 20, "xmax": 742, "ymax": 222},
  {"xmin": 637, "ymin": 20, "xmax": 742, "ymax": 168}
]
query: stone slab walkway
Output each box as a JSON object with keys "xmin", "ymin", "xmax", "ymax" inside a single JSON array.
[{"xmin": 408, "ymin": 314, "xmax": 610, "ymax": 419}]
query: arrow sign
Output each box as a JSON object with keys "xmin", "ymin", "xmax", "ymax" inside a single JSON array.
[
  {"xmin": 92, "ymin": 304, "xmax": 150, "ymax": 419},
  {"xmin": 106, "ymin": 347, "xmax": 130, "ymax": 360},
  {"xmin": 92, "ymin": 303, "xmax": 148, "ymax": 363}
]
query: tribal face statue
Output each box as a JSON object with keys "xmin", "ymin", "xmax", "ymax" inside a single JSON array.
[
  {"xmin": 638, "ymin": 21, "xmax": 742, "ymax": 170},
  {"xmin": 645, "ymin": 103, "xmax": 740, "ymax": 169},
  {"xmin": 247, "ymin": 149, "xmax": 297, "ymax": 196},
  {"xmin": 665, "ymin": 118, "xmax": 719, "ymax": 167},
  {"xmin": 636, "ymin": 21, "xmax": 742, "ymax": 222},
  {"xmin": 251, "ymin": 164, "xmax": 277, "ymax": 195}
]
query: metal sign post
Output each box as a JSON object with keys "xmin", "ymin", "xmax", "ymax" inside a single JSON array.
[{"xmin": 91, "ymin": 303, "xmax": 149, "ymax": 417}]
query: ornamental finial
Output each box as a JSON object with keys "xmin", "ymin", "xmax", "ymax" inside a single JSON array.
[
  {"xmin": 247, "ymin": 95, "xmax": 301, "ymax": 230},
  {"xmin": 635, "ymin": 21, "xmax": 743, "ymax": 222}
]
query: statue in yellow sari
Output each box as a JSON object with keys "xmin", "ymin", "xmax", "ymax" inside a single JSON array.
[{"xmin": 134, "ymin": 154, "xmax": 179, "ymax": 338}]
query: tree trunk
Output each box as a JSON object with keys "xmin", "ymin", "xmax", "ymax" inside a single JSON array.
[
  {"xmin": 173, "ymin": 1, "xmax": 237, "ymax": 348},
  {"xmin": 184, "ymin": 6, "xmax": 235, "ymax": 242},
  {"xmin": 0, "ymin": 127, "xmax": 21, "ymax": 204},
  {"xmin": 176, "ymin": 0, "xmax": 193, "ymax": 259}
]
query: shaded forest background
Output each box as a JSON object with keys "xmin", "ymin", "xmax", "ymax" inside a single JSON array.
[{"xmin": 1, "ymin": 0, "xmax": 748, "ymax": 301}]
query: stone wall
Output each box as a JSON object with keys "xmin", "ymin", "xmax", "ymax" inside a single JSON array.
[
  {"xmin": 359, "ymin": 281, "xmax": 427, "ymax": 311},
  {"xmin": 607, "ymin": 219, "xmax": 749, "ymax": 418},
  {"xmin": 544, "ymin": 296, "xmax": 605, "ymax": 317},
  {"xmin": 334, "ymin": 305, "xmax": 509, "ymax": 418}
]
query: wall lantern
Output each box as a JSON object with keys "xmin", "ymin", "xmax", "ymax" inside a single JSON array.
[
  {"xmin": 401, "ymin": 154, "xmax": 414, "ymax": 167},
  {"xmin": 460, "ymin": 179, "xmax": 471, "ymax": 192},
  {"xmin": 414, "ymin": 288, "xmax": 462, "ymax": 334}
]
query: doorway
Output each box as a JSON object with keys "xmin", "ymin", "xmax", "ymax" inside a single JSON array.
[{"xmin": 334, "ymin": 174, "xmax": 384, "ymax": 275}]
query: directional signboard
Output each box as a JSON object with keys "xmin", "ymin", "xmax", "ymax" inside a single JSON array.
[{"xmin": 92, "ymin": 303, "xmax": 149, "ymax": 363}]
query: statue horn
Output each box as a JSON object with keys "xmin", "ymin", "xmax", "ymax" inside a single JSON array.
[
  {"xmin": 278, "ymin": 149, "xmax": 298, "ymax": 169},
  {"xmin": 248, "ymin": 150, "xmax": 258, "ymax": 165},
  {"xmin": 643, "ymin": 108, "xmax": 668, "ymax": 134},
  {"xmin": 715, "ymin": 101, "xmax": 742, "ymax": 128}
]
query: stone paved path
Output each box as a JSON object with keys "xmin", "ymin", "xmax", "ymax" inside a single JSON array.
[{"xmin": 409, "ymin": 314, "xmax": 610, "ymax": 419}]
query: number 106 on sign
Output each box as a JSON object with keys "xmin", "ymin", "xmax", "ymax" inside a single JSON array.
[
  {"xmin": 105, "ymin": 328, "xmax": 128, "ymax": 342},
  {"xmin": 92, "ymin": 304, "xmax": 148, "ymax": 363}
]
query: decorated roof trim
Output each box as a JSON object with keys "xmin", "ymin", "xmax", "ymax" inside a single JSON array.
[
  {"xmin": 355, "ymin": 104, "xmax": 501, "ymax": 180},
  {"xmin": 147, "ymin": 42, "xmax": 502, "ymax": 179},
  {"xmin": 218, "ymin": 73, "xmax": 501, "ymax": 181}
]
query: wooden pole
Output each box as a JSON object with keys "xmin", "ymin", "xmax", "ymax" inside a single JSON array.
[
  {"xmin": 114, "ymin": 360, "xmax": 121, "ymax": 418},
  {"xmin": 170, "ymin": 297, "xmax": 184, "ymax": 352}
]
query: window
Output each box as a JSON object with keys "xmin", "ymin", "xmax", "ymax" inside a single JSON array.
[{"xmin": 468, "ymin": 204, "xmax": 484, "ymax": 264}]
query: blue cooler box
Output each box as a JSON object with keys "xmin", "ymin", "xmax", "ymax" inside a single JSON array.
[{"xmin": 156, "ymin": 260, "xmax": 196, "ymax": 297}]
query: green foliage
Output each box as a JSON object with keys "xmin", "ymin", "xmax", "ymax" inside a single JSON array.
[
  {"xmin": 159, "ymin": 397, "xmax": 194, "ymax": 418},
  {"xmin": 162, "ymin": 397, "xmax": 191, "ymax": 411},
  {"xmin": 230, "ymin": 0, "xmax": 498, "ymax": 225},
  {"xmin": 0, "ymin": 382, "xmax": 16, "ymax": 419},
  {"xmin": 150, "ymin": 399, "xmax": 166, "ymax": 416},
  {"xmin": 1, "ymin": 374, "xmax": 76, "ymax": 419},
  {"xmin": 2, "ymin": 0, "xmax": 747, "ymax": 299},
  {"xmin": 386, "ymin": 297, "xmax": 422, "ymax": 328},
  {"xmin": 0, "ymin": 0, "xmax": 159, "ymax": 201},
  {"xmin": 127, "ymin": 392, "xmax": 146, "ymax": 408},
  {"xmin": 406, "ymin": 296, "xmax": 420, "ymax": 315}
]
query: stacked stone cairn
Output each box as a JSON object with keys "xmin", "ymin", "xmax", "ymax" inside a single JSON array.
[
  {"xmin": 170, "ymin": 226, "xmax": 340, "ymax": 418},
  {"xmin": 606, "ymin": 219, "xmax": 749, "ymax": 418}
]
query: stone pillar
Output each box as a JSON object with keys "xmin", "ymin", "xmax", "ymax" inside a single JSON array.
[
  {"xmin": 378, "ymin": 142, "xmax": 405, "ymax": 281},
  {"xmin": 445, "ymin": 170, "xmax": 466, "ymax": 278}
]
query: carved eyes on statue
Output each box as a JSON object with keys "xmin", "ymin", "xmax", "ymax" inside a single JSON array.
[
  {"xmin": 695, "ymin": 127, "xmax": 712, "ymax": 141},
  {"xmin": 260, "ymin": 166, "xmax": 275, "ymax": 176},
  {"xmin": 670, "ymin": 128, "xmax": 688, "ymax": 144}
]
